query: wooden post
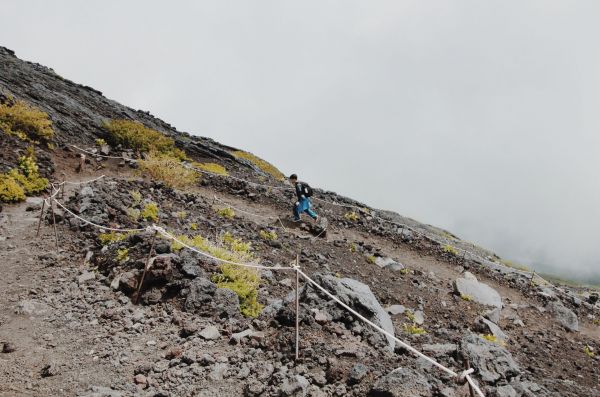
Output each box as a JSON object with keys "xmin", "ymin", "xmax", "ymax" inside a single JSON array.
[
  {"xmin": 134, "ymin": 231, "xmax": 158, "ymax": 304},
  {"xmin": 465, "ymin": 358, "xmax": 475, "ymax": 397},
  {"xmin": 36, "ymin": 198, "xmax": 46, "ymax": 238},
  {"xmin": 295, "ymin": 254, "xmax": 300, "ymax": 361},
  {"xmin": 530, "ymin": 270, "xmax": 536, "ymax": 286},
  {"xmin": 51, "ymin": 198, "xmax": 59, "ymax": 252}
]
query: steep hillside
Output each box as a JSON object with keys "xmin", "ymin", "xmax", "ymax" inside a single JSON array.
[{"xmin": 1, "ymin": 47, "xmax": 599, "ymax": 397}]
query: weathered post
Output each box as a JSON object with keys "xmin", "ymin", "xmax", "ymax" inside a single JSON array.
[
  {"xmin": 295, "ymin": 254, "xmax": 300, "ymax": 361},
  {"xmin": 36, "ymin": 197, "xmax": 46, "ymax": 237},
  {"xmin": 134, "ymin": 231, "xmax": 158, "ymax": 304}
]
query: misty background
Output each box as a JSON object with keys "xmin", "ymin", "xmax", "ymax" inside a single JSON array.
[{"xmin": 2, "ymin": 1, "xmax": 599, "ymax": 283}]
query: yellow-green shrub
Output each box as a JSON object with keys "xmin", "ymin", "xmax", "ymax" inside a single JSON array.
[
  {"xmin": 130, "ymin": 190, "xmax": 142, "ymax": 206},
  {"xmin": 138, "ymin": 152, "xmax": 198, "ymax": 189},
  {"xmin": 116, "ymin": 248, "xmax": 129, "ymax": 264},
  {"xmin": 0, "ymin": 100, "xmax": 54, "ymax": 143},
  {"xmin": 216, "ymin": 207, "xmax": 235, "ymax": 219},
  {"xmin": 141, "ymin": 202, "xmax": 159, "ymax": 221},
  {"xmin": 95, "ymin": 138, "xmax": 107, "ymax": 146},
  {"xmin": 0, "ymin": 174, "xmax": 26, "ymax": 202},
  {"xmin": 443, "ymin": 244, "xmax": 459, "ymax": 256},
  {"xmin": 366, "ymin": 255, "xmax": 376, "ymax": 264},
  {"xmin": 213, "ymin": 264, "xmax": 263, "ymax": 317},
  {"xmin": 232, "ymin": 150, "xmax": 285, "ymax": 180},
  {"xmin": 403, "ymin": 324, "xmax": 427, "ymax": 335},
  {"xmin": 0, "ymin": 151, "xmax": 48, "ymax": 202},
  {"xmin": 126, "ymin": 207, "xmax": 140, "ymax": 222},
  {"xmin": 344, "ymin": 211, "xmax": 359, "ymax": 222},
  {"xmin": 98, "ymin": 231, "xmax": 129, "ymax": 245},
  {"xmin": 168, "ymin": 231, "xmax": 261, "ymax": 316},
  {"xmin": 193, "ymin": 162, "xmax": 228, "ymax": 176},
  {"xmin": 259, "ymin": 230, "xmax": 278, "ymax": 241},
  {"xmin": 103, "ymin": 119, "xmax": 185, "ymax": 159}
]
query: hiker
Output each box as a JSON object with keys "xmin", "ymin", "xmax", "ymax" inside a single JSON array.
[{"xmin": 289, "ymin": 174, "xmax": 318, "ymax": 223}]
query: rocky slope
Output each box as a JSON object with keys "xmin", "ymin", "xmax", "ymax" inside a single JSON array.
[{"xmin": 1, "ymin": 47, "xmax": 599, "ymax": 397}]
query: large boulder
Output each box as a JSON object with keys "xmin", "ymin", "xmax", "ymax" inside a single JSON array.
[
  {"xmin": 185, "ymin": 277, "xmax": 240, "ymax": 319},
  {"xmin": 454, "ymin": 272, "xmax": 502, "ymax": 308},
  {"xmin": 460, "ymin": 334, "xmax": 520, "ymax": 384},
  {"xmin": 305, "ymin": 273, "xmax": 395, "ymax": 351},
  {"xmin": 546, "ymin": 301, "xmax": 578, "ymax": 332},
  {"xmin": 369, "ymin": 367, "xmax": 431, "ymax": 397}
]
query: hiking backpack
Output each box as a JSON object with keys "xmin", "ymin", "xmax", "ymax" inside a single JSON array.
[{"xmin": 302, "ymin": 183, "xmax": 314, "ymax": 198}]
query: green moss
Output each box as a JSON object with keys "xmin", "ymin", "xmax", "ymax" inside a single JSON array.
[
  {"xmin": 190, "ymin": 223, "xmax": 198, "ymax": 231},
  {"xmin": 405, "ymin": 310, "xmax": 416, "ymax": 322},
  {"xmin": 141, "ymin": 202, "xmax": 159, "ymax": 222},
  {"xmin": 0, "ymin": 99, "xmax": 54, "ymax": 143},
  {"xmin": 103, "ymin": 119, "xmax": 185, "ymax": 159},
  {"xmin": 366, "ymin": 255, "xmax": 376, "ymax": 264},
  {"xmin": 95, "ymin": 138, "xmax": 107, "ymax": 146},
  {"xmin": 216, "ymin": 207, "xmax": 235, "ymax": 219},
  {"xmin": 583, "ymin": 346, "xmax": 595, "ymax": 358},
  {"xmin": 349, "ymin": 243, "xmax": 357, "ymax": 253}
]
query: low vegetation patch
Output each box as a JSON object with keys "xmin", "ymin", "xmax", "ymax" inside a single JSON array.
[
  {"xmin": 403, "ymin": 324, "xmax": 427, "ymax": 335},
  {"xmin": 193, "ymin": 162, "xmax": 228, "ymax": 176},
  {"xmin": 0, "ymin": 174, "xmax": 26, "ymax": 202},
  {"xmin": 138, "ymin": 152, "xmax": 198, "ymax": 189},
  {"xmin": 583, "ymin": 346, "xmax": 595, "ymax": 358},
  {"xmin": 98, "ymin": 231, "xmax": 132, "ymax": 246},
  {"xmin": 0, "ymin": 150, "xmax": 49, "ymax": 203},
  {"xmin": 344, "ymin": 211, "xmax": 359, "ymax": 222},
  {"xmin": 0, "ymin": 99, "xmax": 54, "ymax": 143},
  {"xmin": 141, "ymin": 202, "xmax": 159, "ymax": 222},
  {"xmin": 460, "ymin": 294, "xmax": 473, "ymax": 302},
  {"xmin": 216, "ymin": 207, "xmax": 235, "ymax": 219},
  {"xmin": 103, "ymin": 119, "xmax": 185, "ymax": 159},
  {"xmin": 116, "ymin": 248, "xmax": 129, "ymax": 264},
  {"xmin": 259, "ymin": 230, "xmax": 278, "ymax": 241},
  {"xmin": 443, "ymin": 244, "xmax": 459, "ymax": 256},
  {"xmin": 169, "ymin": 232, "xmax": 261, "ymax": 317},
  {"xmin": 95, "ymin": 138, "xmax": 106, "ymax": 146},
  {"xmin": 232, "ymin": 150, "xmax": 285, "ymax": 181}
]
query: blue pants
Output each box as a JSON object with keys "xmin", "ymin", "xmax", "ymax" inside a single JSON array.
[{"xmin": 294, "ymin": 197, "xmax": 317, "ymax": 221}]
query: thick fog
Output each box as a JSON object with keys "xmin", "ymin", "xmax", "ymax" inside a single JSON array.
[{"xmin": 2, "ymin": 1, "xmax": 599, "ymax": 283}]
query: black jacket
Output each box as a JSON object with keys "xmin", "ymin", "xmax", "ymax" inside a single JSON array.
[{"xmin": 295, "ymin": 182, "xmax": 310, "ymax": 201}]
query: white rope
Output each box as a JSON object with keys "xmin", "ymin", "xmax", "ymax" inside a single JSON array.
[
  {"xmin": 297, "ymin": 269, "xmax": 485, "ymax": 397},
  {"xmin": 152, "ymin": 226, "xmax": 294, "ymax": 271},
  {"xmin": 52, "ymin": 198, "xmax": 146, "ymax": 233},
  {"xmin": 213, "ymin": 195, "xmax": 277, "ymax": 221},
  {"xmin": 70, "ymin": 144, "xmax": 136, "ymax": 160},
  {"xmin": 60, "ymin": 174, "xmax": 106, "ymax": 185}
]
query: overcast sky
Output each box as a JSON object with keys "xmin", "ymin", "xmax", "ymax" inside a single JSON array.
[{"xmin": 2, "ymin": 1, "xmax": 599, "ymax": 282}]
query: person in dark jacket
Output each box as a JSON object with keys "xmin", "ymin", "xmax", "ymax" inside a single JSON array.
[{"xmin": 289, "ymin": 174, "xmax": 318, "ymax": 222}]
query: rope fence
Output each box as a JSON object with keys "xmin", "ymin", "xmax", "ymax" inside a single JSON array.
[
  {"xmin": 68, "ymin": 144, "xmax": 571, "ymax": 307},
  {"xmin": 34, "ymin": 180, "xmax": 487, "ymax": 396}
]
